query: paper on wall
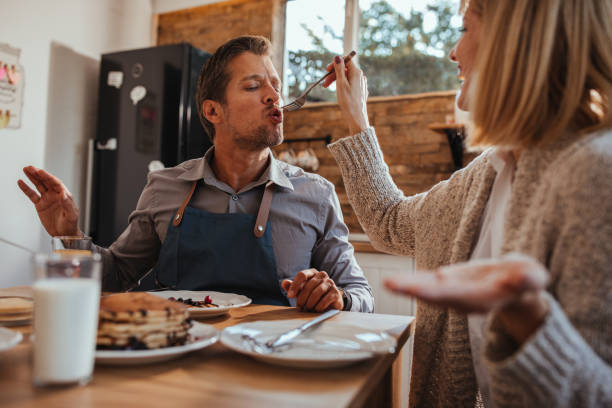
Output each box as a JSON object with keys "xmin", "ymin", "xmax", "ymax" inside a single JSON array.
[{"xmin": 0, "ymin": 43, "xmax": 25, "ymax": 129}]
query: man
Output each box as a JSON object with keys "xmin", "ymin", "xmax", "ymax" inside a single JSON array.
[{"xmin": 18, "ymin": 35, "xmax": 373, "ymax": 313}]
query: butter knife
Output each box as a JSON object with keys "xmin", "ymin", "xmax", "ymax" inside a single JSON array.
[{"xmin": 265, "ymin": 308, "xmax": 340, "ymax": 349}]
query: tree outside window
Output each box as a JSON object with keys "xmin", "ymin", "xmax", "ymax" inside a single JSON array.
[{"xmin": 285, "ymin": 0, "xmax": 461, "ymax": 103}]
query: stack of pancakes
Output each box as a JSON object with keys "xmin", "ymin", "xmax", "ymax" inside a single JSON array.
[
  {"xmin": 0, "ymin": 296, "xmax": 33, "ymax": 326},
  {"xmin": 97, "ymin": 292, "xmax": 191, "ymax": 350}
]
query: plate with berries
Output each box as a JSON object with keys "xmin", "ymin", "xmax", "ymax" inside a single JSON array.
[{"xmin": 149, "ymin": 291, "xmax": 251, "ymax": 318}]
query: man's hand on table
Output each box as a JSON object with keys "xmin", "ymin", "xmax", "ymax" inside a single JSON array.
[
  {"xmin": 282, "ymin": 269, "xmax": 344, "ymax": 312},
  {"xmin": 18, "ymin": 166, "xmax": 81, "ymax": 237}
]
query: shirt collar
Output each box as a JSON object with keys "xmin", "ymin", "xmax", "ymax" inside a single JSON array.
[
  {"xmin": 177, "ymin": 146, "xmax": 294, "ymax": 192},
  {"xmin": 488, "ymin": 147, "xmax": 516, "ymax": 174}
]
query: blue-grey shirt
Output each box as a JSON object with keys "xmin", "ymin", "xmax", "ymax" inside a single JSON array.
[{"xmin": 100, "ymin": 147, "xmax": 374, "ymax": 312}]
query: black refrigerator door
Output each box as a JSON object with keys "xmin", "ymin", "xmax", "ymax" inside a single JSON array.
[
  {"xmin": 182, "ymin": 46, "xmax": 212, "ymax": 160},
  {"xmin": 91, "ymin": 44, "xmax": 210, "ymax": 247}
]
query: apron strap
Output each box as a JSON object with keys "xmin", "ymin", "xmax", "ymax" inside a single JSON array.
[
  {"xmin": 173, "ymin": 180, "xmax": 275, "ymax": 236},
  {"xmin": 254, "ymin": 181, "xmax": 275, "ymax": 238},
  {"xmin": 172, "ymin": 181, "xmax": 198, "ymax": 227}
]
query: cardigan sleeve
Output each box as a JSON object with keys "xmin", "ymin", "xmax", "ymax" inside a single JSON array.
[
  {"xmin": 485, "ymin": 294, "xmax": 612, "ymax": 408},
  {"xmin": 328, "ymin": 127, "xmax": 486, "ymax": 257},
  {"xmin": 484, "ymin": 133, "xmax": 612, "ymax": 407}
]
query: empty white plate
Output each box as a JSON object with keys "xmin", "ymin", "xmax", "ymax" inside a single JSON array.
[{"xmin": 221, "ymin": 320, "xmax": 396, "ymax": 368}]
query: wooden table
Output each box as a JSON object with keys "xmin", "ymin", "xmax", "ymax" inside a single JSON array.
[{"xmin": 0, "ymin": 286, "xmax": 413, "ymax": 408}]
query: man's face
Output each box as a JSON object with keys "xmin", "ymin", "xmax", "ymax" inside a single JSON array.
[{"xmin": 217, "ymin": 52, "xmax": 283, "ymax": 150}]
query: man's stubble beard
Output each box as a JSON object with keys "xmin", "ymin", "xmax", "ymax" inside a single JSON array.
[{"xmin": 228, "ymin": 122, "xmax": 283, "ymax": 151}]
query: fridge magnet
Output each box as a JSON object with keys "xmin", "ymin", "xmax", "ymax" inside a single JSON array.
[
  {"xmin": 131, "ymin": 63, "xmax": 143, "ymax": 78},
  {"xmin": 0, "ymin": 43, "xmax": 25, "ymax": 129},
  {"xmin": 7, "ymin": 65, "xmax": 20, "ymax": 85},
  {"xmin": 148, "ymin": 160, "xmax": 165, "ymax": 173},
  {"xmin": 107, "ymin": 71, "xmax": 124, "ymax": 89},
  {"xmin": 130, "ymin": 85, "xmax": 146, "ymax": 105}
]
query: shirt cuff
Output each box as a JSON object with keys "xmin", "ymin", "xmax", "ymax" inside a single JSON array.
[{"xmin": 342, "ymin": 290, "xmax": 352, "ymax": 311}]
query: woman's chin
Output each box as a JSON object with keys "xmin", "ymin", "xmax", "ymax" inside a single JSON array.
[{"xmin": 455, "ymin": 89, "xmax": 470, "ymax": 112}]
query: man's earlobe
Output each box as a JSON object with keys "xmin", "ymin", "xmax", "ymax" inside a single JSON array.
[{"xmin": 202, "ymin": 100, "xmax": 222, "ymax": 124}]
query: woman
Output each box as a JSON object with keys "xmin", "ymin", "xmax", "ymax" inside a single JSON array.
[{"xmin": 325, "ymin": 0, "xmax": 612, "ymax": 406}]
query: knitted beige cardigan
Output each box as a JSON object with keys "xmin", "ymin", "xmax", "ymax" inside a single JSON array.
[{"xmin": 329, "ymin": 128, "xmax": 612, "ymax": 407}]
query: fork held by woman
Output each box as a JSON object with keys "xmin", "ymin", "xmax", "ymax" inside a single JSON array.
[{"xmin": 281, "ymin": 50, "xmax": 357, "ymax": 112}]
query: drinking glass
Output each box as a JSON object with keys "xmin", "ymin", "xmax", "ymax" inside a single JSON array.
[
  {"xmin": 51, "ymin": 236, "xmax": 93, "ymax": 258},
  {"xmin": 32, "ymin": 253, "xmax": 101, "ymax": 386}
]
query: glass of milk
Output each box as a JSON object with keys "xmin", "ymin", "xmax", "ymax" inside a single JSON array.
[{"xmin": 32, "ymin": 253, "xmax": 101, "ymax": 386}]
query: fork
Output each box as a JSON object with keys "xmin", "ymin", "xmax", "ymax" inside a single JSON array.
[{"xmin": 281, "ymin": 51, "xmax": 357, "ymax": 112}]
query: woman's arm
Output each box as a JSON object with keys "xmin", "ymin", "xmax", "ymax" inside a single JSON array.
[
  {"xmin": 328, "ymin": 57, "xmax": 488, "ymax": 257},
  {"xmin": 485, "ymin": 140, "xmax": 612, "ymax": 407},
  {"xmin": 329, "ymin": 128, "xmax": 484, "ymax": 256}
]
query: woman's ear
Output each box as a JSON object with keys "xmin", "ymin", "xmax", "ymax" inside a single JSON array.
[{"xmin": 202, "ymin": 100, "xmax": 223, "ymax": 124}]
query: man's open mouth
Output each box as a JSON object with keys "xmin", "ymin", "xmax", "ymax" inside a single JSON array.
[{"xmin": 268, "ymin": 107, "xmax": 283, "ymax": 124}]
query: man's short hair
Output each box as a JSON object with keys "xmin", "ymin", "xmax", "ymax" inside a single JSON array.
[{"xmin": 196, "ymin": 35, "xmax": 271, "ymax": 141}]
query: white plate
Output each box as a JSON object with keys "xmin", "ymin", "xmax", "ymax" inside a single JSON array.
[
  {"xmin": 220, "ymin": 320, "xmax": 396, "ymax": 369},
  {"xmin": 0, "ymin": 327, "xmax": 23, "ymax": 351},
  {"xmin": 95, "ymin": 321, "xmax": 218, "ymax": 365},
  {"xmin": 149, "ymin": 290, "xmax": 251, "ymax": 318}
]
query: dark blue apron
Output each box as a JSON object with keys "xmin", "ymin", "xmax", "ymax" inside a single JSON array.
[{"xmin": 152, "ymin": 180, "xmax": 289, "ymax": 306}]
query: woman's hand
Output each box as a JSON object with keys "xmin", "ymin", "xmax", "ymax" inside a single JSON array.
[
  {"xmin": 384, "ymin": 254, "xmax": 551, "ymax": 344},
  {"xmin": 324, "ymin": 55, "xmax": 370, "ymax": 135},
  {"xmin": 18, "ymin": 166, "xmax": 81, "ymax": 237}
]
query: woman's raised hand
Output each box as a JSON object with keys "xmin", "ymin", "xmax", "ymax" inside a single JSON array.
[
  {"xmin": 385, "ymin": 254, "xmax": 551, "ymax": 344},
  {"xmin": 18, "ymin": 166, "xmax": 81, "ymax": 237},
  {"xmin": 323, "ymin": 55, "xmax": 370, "ymax": 135}
]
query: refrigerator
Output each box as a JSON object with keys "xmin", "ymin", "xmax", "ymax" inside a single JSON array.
[{"xmin": 87, "ymin": 43, "xmax": 212, "ymax": 247}]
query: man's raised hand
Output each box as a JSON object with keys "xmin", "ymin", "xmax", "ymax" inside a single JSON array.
[{"xmin": 18, "ymin": 166, "xmax": 80, "ymax": 237}]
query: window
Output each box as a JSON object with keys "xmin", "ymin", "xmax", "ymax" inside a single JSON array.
[
  {"xmin": 284, "ymin": 0, "xmax": 462, "ymax": 102},
  {"xmin": 284, "ymin": 0, "xmax": 345, "ymax": 102}
]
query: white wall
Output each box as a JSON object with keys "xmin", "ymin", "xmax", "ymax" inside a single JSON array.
[{"xmin": 0, "ymin": 0, "xmax": 152, "ymax": 287}]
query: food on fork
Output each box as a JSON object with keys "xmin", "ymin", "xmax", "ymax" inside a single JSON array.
[{"xmin": 97, "ymin": 292, "xmax": 192, "ymax": 350}]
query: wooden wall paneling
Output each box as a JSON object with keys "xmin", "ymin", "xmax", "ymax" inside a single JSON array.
[{"xmin": 156, "ymin": 0, "xmax": 286, "ymax": 72}]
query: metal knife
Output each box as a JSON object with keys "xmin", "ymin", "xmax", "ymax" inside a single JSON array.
[{"xmin": 266, "ymin": 308, "xmax": 340, "ymax": 349}]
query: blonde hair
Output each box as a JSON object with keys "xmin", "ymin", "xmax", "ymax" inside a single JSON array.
[{"xmin": 461, "ymin": 0, "xmax": 612, "ymax": 148}]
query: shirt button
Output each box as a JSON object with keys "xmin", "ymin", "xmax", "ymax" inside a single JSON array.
[{"xmin": 231, "ymin": 194, "xmax": 238, "ymax": 201}]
